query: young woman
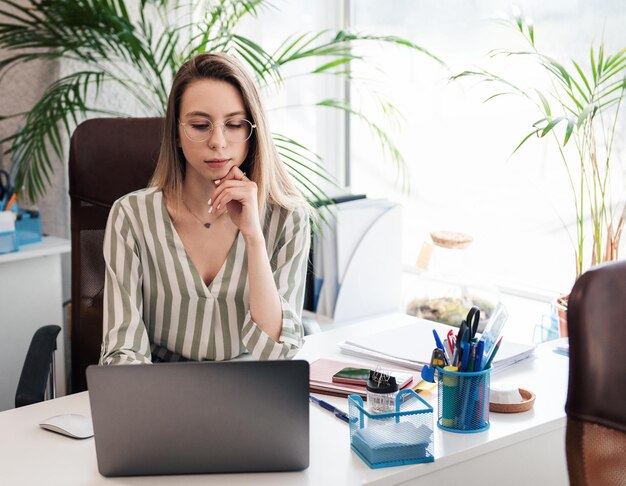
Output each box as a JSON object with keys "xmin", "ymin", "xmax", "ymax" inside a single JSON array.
[{"xmin": 100, "ymin": 53, "xmax": 311, "ymax": 364}]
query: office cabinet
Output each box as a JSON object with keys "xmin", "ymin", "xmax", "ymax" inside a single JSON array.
[{"xmin": 0, "ymin": 237, "xmax": 70, "ymax": 411}]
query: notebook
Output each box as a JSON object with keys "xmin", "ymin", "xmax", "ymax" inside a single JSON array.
[
  {"xmin": 309, "ymin": 358, "xmax": 415, "ymax": 398},
  {"xmin": 86, "ymin": 360, "xmax": 310, "ymax": 477}
]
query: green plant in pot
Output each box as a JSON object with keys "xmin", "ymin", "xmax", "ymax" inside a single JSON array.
[
  {"xmin": 0, "ymin": 0, "xmax": 442, "ymax": 216},
  {"xmin": 453, "ymin": 12, "xmax": 626, "ymax": 335}
]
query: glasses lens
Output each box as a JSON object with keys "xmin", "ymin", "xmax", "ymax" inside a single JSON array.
[
  {"xmin": 183, "ymin": 119, "xmax": 213, "ymax": 142},
  {"xmin": 224, "ymin": 119, "xmax": 254, "ymax": 143},
  {"xmin": 181, "ymin": 118, "xmax": 254, "ymax": 143}
]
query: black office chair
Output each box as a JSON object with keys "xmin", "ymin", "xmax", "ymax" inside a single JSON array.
[
  {"xmin": 69, "ymin": 117, "xmax": 164, "ymax": 392},
  {"xmin": 565, "ymin": 260, "xmax": 626, "ymax": 485},
  {"xmin": 15, "ymin": 325, "xmax": 62, "ymax": 408}
]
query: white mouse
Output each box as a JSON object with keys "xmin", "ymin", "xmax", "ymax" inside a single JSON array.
[{"xmin": 39, "ymin": 413, "xmax": 94, "ymax": 439}]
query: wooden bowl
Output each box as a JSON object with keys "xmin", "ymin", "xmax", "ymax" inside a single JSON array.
[{"xmin": 489, "ymin": 388, "xmax": 535, "ymax": 413}]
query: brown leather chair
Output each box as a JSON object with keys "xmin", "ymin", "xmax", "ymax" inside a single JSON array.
[
  {"xmin": 565, "ymin": 260, "xmax": 626, "ymax": 486},
  {"xmin": 68, "ymin": 117, "xmax": 163, "ymax": 392}
]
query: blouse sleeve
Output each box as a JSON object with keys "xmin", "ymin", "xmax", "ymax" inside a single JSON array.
[
  {"xmin": 100, "ymin": 199, "xmax": 152, "ymax": 365},
  {"xmin": 241, "ymin": 206, "xmax": 310, "ymax": 360}
]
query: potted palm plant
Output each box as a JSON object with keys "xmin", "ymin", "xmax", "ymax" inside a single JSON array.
[
  {"xmin": 0, "ymin": 0, "xmax": 442, "ymax": 209},
  {"xmin": 453, "ymin": 12, "xmax": 626, "ymax": 335}
]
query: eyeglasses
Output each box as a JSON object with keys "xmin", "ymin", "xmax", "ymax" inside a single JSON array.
[{"xmin": 179, "ymin": 118, "xmax": 256, "ymax": 143}]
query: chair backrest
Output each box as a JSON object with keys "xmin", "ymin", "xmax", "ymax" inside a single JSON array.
[
  {"xmin": 15, "ymin": 325, "xmax": 61, "ymax": 407},
  {"xmin": 68, "ymin": 117, "xmax": 163, "ymax": 392},
  {"xmin": 565, "ymin": 260, "xmax": 626, "ymax": 486}
]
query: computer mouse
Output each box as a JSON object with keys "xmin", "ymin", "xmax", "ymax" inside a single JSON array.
[{"xmin": 39, "ymin": 413, "xmax": 94, "ymax": 439}]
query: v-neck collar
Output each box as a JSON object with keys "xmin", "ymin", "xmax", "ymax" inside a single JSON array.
[{"xmin": 159, "ymin": 191, "xmax": 241, "ymax": 296}]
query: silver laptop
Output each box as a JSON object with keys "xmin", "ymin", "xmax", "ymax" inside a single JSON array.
[{"xmin": 86, "ymin": 360, "xmax": 310, "ymax": 477}]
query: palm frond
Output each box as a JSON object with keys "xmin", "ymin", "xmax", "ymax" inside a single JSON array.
[
  {"xmin": 339, "ymin": 31, "xmax": 446, "ymax": 66},
  {"xmin": 272, "ymin": 133, "xmax": 338, "ymax": 228},
  {"xmin": 1, "ymin": 70, "xmax": 120, "ymax": 200},
  {"xmin": 0, "ymin": 0, "xmax": 437, "ymax": 205},
  {"xmin": 317, "ymin": 98, "xmax": 409, "ymax": 194}
]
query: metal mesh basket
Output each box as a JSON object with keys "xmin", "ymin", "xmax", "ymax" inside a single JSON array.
[
  {"xmin": 348, "ymin": 389, "xmax": 434, "ymax": 468},
  {"xmin": 436, "ymin": 366, "xmax": 490, "ymax": 433}
]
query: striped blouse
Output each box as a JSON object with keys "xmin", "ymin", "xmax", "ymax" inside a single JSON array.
[{"xmin": 100, "ymin": 187, "xmax": 310, "ymax": 365}]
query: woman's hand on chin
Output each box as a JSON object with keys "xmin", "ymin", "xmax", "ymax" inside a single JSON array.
[{"xmin": 211, "ymin": 166, "xmax": 262, "ymax": 240}]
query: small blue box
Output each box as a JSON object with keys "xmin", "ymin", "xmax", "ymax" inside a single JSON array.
[
  {"xmin": 16, "ymin": 210, "xmax": 42, "ymax": 246},
  {"xmin": 348, "ymin": 389, "xmax": 434, "ymax": 468},
  {"xmin": 0, "ymin": 229, "xmax": 18, "ymax": 254}
]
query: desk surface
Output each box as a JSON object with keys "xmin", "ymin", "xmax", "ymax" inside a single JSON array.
[{"xmin": 0, "ymin": 313, "xmax": 569, "ymax": 485}]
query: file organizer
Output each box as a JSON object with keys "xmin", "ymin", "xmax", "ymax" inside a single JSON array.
[
  {"xmin": 437, "ymin": 366, "xmax": 491, "ymax": 433},
  {"xmin": 0, "ymin": 211, "xmax": 18, "ymax": 254},
  {"xmin": 313, "ymin": 198, "xmax": 402, "ymax": 321},
  {"xmin": 348, "ymin": 389, "xmax": 434, "ymax": 468},
  {"xmin": 15, "ymin": 209, "xmax": 42, "ymax": 246}
]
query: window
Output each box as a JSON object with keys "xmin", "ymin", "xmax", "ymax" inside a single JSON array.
[{"xmin": 348, "ymin": 0, "xmax": 626, "ymax": 294}]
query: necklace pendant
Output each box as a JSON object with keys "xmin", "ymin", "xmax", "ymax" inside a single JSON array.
[{"xmin": 204, "ymin": 222, "xmax": 211, "ymax": 229}]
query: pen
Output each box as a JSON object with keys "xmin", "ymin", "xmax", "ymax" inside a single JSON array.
[
  {"xmin": 309, "ymin": 395, "xmax": 349, "ymax": 424},
  {"xmin": 444, "ymin": 340, "xmax": 455, "ymax": 366},
  {"xmin": 466, "ymin": 342, "xmax": 477, "ymax": 372},
  {"xmin": 474, "ymin": 340, "xmax": 485, "ymax": 371},
  {"xmin": 460, "ymin": 342, "xmax": 470, "ymax": 372},
  {"xmin": 483, "ymin": 336, "xmax": 503, "ymax": 370},
  {"xmin": 432, "ymin": 329, "xmax": 450, "ymax": 365},
  {"xmin": 446, "ymin": 330, "xmax": 455, "ymax": 352}
]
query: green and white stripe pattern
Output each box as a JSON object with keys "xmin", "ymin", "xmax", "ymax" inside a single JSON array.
[{"xmin": 101, "ymin": 187, "xmax": 309, "ymax": 364}]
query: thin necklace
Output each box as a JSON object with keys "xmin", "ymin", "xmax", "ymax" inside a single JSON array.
[{"xmin": 183, "ymin": 200, "xmax": 212, "ymax": 229}]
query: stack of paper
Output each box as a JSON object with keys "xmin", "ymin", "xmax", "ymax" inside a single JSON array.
[
  {"xmin": 338, "ymin": 321, "xmax": 536, "ymax": 374},
  {"xmin": 351, "ymin": 422, "xmax": 432, "ymax": 465}
]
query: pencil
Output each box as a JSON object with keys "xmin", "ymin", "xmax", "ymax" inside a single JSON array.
[{"xmin": 4, "ymin": 193, "xmax": 17, "ymax": 211}]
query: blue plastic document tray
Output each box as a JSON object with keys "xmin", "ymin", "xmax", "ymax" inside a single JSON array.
[
  {"xmin": 0, "ymin": 230, "xmax": 18, "ymax": 254},
  {"xmin": 16, "ymin": 210, "xmax": 42, "ymax": 246},
  {"xmin": 348, "ymin": 389, "xmax": 434, "ymax": 468}
]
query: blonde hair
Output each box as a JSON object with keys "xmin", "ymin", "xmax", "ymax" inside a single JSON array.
[{"xmin": 150, "ymin": 53, "xmax": 307, "ymax": 216}]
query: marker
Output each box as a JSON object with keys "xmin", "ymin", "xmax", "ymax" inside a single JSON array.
[{"xmin": 309, "ymin": 395, "xmax": 349, "ymax": 423}]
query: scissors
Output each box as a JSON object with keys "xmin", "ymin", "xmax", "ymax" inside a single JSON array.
[
  {"xmin": 453, "ymin": 324, "xmax": 469, "ymax": 366},
  {"xmin": 453, "ymin": 306, "xmax": 481, "ymax": 366},
  {"xmin": 0, "ymin": 169, "xmax": 12, "ymax": 203},
  {"xmin": 465, "ymin": 306, "xmax": 481, "ymax": 341}
]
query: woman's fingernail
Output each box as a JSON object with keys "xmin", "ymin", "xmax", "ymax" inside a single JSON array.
[
  {"xmin": 208, "ymin": 206, "xmax": 213, "ymax": 214},
  {"xmin": 217, "ymin": 203, "xmax": 221, "ymax": 210},
  {"xmin": 214, "ymin": 179, "xmax": 221, "ymax": 185},
  {"xmin": 208, "ymin": 198, "xmax": 212, "ymax": 205}
]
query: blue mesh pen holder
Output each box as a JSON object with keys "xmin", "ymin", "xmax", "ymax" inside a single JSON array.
[
  {"xmin": 348, "ymin": 389, "xmax": 434, "ymax": 469},
  {"xmin": 436, "ymin": 366, "xmax": 491, "ymax": 433}
]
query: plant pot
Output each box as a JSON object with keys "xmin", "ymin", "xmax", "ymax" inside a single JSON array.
[{"xmin": 554, "ymin": 294, "xmax": 569, "ymax": 337}]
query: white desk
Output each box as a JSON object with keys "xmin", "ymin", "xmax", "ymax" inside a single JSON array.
[
  {"xmin": 0, "ymin": 313, "xmax": 569, "ymax": 485},
  {"xmin": 0, "ymin": 236, "xmax": 70, "ymax": 411}
]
